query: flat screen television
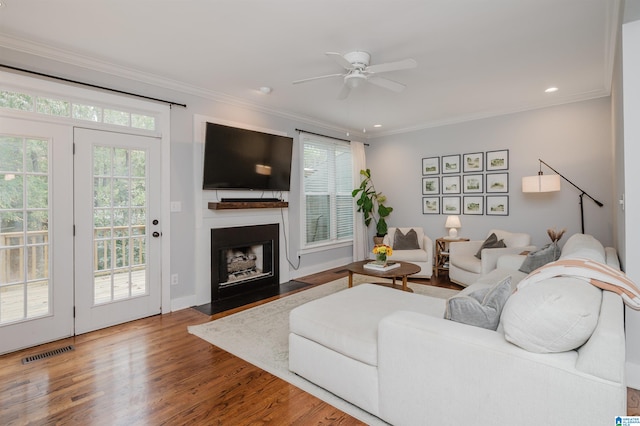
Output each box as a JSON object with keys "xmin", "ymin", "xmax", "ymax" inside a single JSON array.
[{"xmin": 202, "ymin": 122, "xmax": 293, "ymax": 191}]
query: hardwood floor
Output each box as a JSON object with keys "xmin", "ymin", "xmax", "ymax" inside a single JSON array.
[{"xmin": 1, "ymin": 268, "xmax": 638, "ymax": 424}]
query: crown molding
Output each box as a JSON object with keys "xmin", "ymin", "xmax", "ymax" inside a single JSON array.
[{"xmin": 0, "ymin": 34, "xmax": 351, "ymax": 135}]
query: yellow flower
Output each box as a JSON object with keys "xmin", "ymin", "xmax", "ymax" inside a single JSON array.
[{"xmin": 372, "ymin": 244, "xmax": 393, "ymax": 256}]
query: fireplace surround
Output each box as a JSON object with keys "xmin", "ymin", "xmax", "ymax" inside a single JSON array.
[{"xmin": 210, "ymin": 223, "xmax": 280, "ymax": 303}]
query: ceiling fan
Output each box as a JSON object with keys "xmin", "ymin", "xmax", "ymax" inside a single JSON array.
[{"xmin": 293, "ymin": 51, "xmax": 417, "ymax": 99}]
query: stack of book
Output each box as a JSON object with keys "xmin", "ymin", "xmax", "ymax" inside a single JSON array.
[{"xmin": 363, "ymin": 261, "xmax": 401, "ymax": 272}]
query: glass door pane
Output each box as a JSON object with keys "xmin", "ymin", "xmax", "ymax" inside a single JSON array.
[
  {"xmin": 0, "ymin": 135, "xmax": 50, "ymax": 324},
  {"xmin": 92, "ymin": 146, "xmax": 147, "ymax": 305}
]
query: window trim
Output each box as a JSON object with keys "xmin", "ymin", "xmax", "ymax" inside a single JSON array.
[{"xmin": 299, "ymin": 132, "xmax": 354, "ymax": 251}]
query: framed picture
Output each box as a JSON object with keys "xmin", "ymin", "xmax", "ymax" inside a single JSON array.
[
  {"xmin": 486, "ymin": 149, "xmax": 509, "ymax": 171},
  {"xmin": 422, "ymin": 157, "xmax": 440, "ymax": 175},
  {"xmin": 441, "ymin": 154, "xmax": 461, "ymax": 174},
  {"xmin": 486, "ymin": 172, "xmax": 509, "ymax": 193},
  {"xmin": 442, "ymin": 175, "xmax": 461, "ymax": 194},
  {"xmin": 422, "ymin": 197, "xmax": 440, "ymax": 214},
  {"xmin": 463, "ymin": 152, "xmax": 484, "ymax": 173},
  {"xmin": 486, "ymin": 195, "xmax": 509, "ymax": 216},
  {"xmin": 442, "ymin": 196, "xmax": 461, "ymax": 215},
  {"xmin": 422, "ymin": 177, "xmax": 440, "ymax": 195},
  {"xmin": 463, "ymin": 196, "xmax": 484, "ymax": 215},
  {"xmin": 463, "ymin": 174, "xmax": 483, "ymax": 193}
]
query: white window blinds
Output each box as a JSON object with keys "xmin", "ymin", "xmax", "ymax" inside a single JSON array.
[{"xmin": 301, "ymin": 132, "xmax": 353, "ymax": 247}]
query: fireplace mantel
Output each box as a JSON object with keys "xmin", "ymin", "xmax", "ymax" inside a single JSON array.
[{"xmin": 208, "ymin": 201, "xmax": 288, "ymax": 210}]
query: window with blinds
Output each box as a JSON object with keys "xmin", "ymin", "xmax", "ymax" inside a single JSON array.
[{"xmin": 301, "ymin": 133, "xmax": 353, "ymax": 248}]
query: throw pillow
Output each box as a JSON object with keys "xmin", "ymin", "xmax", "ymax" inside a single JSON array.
[
  {"xmin": 393, "ymin": 228, "xmax": 420, "ymax": 250},
  {"xmin": 475, "ymin": 233, "xmax": 506, "ymax": 259},
  {"xmin": 501, "ymin": 277, "xmax": 602, "ymax": 353},
  {"xmin": 518, "ymin": 243, "xmax": 561, "ymax": 274},
  {"xmin": 444, "ymin": 276, "xmax": 513, "ymax": 330}
]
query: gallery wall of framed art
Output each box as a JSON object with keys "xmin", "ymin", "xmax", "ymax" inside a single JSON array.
[{"xmin": 422, "ymin": 149, "xmax": 509, "ymax": 216}]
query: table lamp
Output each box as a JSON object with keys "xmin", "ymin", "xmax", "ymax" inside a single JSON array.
[{"xmin": 445, "ymin": 215, "xmax": 461, "ymax": 238}]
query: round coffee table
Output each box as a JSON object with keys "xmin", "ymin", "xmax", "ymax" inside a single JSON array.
[{"xmin": 345, "ymin": 260, "xmax": 421, "ymax": 292}]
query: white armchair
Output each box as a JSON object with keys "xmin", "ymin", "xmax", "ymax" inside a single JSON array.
[
  {"xmin": 382, "ymin": 227, "xmax": 433, "ymax": 278},
  {"xmin": 449, "ymin": 229, "xmax": 535, "ymax": 286}
]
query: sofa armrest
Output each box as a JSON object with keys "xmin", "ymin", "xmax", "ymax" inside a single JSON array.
[
  {"xmin": 449, "ymin": 240, "xmax": 483, "ymax": 258},
  {"xmin": 496, "ymin": 254, "xmax": 527, "ymax": 270},
  {"xmin": 422, "ymin": 235, "xmax": 433, "ymax": 259},
  {"xmin": 377, "ymin": 311, "xmax": 625, "ymax": 425},
  {"xmin": 480, "ymin": 245, "xmax": 536, "ymax": 274},
  {"xmin": 605, "ymin": 247, "xmax": 620, "ymax": 270}
]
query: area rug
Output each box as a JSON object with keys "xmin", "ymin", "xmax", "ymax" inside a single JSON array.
[{"xmin": 187, "ymin": 276, "xmax": 459, "ymax": 425}]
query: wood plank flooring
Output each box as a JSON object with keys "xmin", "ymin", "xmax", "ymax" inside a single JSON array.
[{"xmin": 1, "ymin": 268, "xmax": 638, "ymax": 424}]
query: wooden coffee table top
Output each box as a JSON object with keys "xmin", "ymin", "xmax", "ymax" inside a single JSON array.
[
  {"xmin": 345, "ymin": 260, "xmax": 421, "ymax": 292},
  {"xmin": 346, "ymin": 260, "xmax": 420, "ymax": 278}
]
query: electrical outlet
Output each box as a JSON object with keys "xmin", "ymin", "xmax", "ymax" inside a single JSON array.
[{"xmin": 171, "ymin": 274, "xmax": 179, "ymax": 286}]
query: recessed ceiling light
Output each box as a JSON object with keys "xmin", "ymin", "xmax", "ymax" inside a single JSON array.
[
  {"xmin": 373, "ymin": 124, "xmax": 382, "ymax": 128},
  {"xmin": 545, "ymin": 87, "xmax": 558, "ymax": 93},
  {"xmin": 259, "ymin": 86, "xmax": 272, "ymax": 94}
]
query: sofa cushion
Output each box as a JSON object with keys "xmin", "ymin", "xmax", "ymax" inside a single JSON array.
[
  {"xmin": 387, "ymin": 227, "xmax": 424, "ymax": 250},
  {"xmin": 453, "ymin": 254, "xmax": 483, "ymax": 273},
  {"xmin": 519, "ymin": 243, "xmax": 561, "ymax": 274},
  {"xmin": 393, "ymin": 228, "xmax": 420, "ymax": 250},
  {"xmin": 290, "ymin": 284, "xmax": 446, "ymax": 366},
  {"xmin": 560, "ymin": 233, "xmax": 606, "ymax": 263},
  {"xmin": 501, "ymin": 277, "xmax": 602, "ymax": 353},
  {"xmin": 444, "ymin": 276, "xmax": 512, "ymax": 330},
  {"xmin": 475, "ymin": 233, "xmax": 506, "ymax": 259},
  {"xmin": 389, "ymin": 249, "xmax": 428, "ymax": 262}
]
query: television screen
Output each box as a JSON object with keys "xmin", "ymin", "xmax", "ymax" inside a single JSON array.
[{"xmin": 202, "ymin": 122, "xmax": 293, "ymax": 191}]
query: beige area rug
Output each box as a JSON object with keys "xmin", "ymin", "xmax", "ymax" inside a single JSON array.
[{"xmin": 188, "ymin": 276, "xmax": 459, "ymax": 425}]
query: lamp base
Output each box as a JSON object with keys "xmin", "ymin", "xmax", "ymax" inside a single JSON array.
[{"xmin": 448, "ymin": 228, "xmax": 458, "ymax": 238}]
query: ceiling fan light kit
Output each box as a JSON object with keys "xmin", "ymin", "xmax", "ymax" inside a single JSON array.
[{"xmin": 293, "ymin": 50, "xmax": 417, "ymax": 99}]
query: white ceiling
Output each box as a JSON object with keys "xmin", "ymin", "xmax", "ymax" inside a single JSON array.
[{"xmin": 0, "ymin": 0, "xmax": 622, "ymax": 137}]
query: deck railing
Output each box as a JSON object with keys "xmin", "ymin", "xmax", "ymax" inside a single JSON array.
[{"xmin": 0, "ymin": 226, "xmax": 146, "ymax": 283}]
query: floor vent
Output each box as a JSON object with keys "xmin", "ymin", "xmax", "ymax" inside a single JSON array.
[{"xmin": 21, "ymin": 345, "xmax": 75, "ymax": 364}]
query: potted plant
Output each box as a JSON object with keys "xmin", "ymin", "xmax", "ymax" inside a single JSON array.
[{"xmin": 352, "ymin": 169, "xmax": 393, "ymax": 243}]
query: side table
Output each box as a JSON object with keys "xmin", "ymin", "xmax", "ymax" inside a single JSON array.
[{"xmin": 434, "ymin": 237, "xmax": 469, "ymax": 277}]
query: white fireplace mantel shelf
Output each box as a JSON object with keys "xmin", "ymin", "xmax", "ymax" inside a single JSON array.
[{"xmin": 208, "ymin": 201, "xmax": 288, "ymax": 210}]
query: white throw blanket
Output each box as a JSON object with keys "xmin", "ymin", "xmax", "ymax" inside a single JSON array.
[{"xmin": 518, "ymin": 258, "xmax": 640, "ymax": 309}]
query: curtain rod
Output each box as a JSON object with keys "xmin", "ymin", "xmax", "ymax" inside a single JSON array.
[
  {"xmin": 295, "ymin": 128, "xmax": 369, "ymax": 146},
  {"xmin": 1, "ymin": 64, "xmax": 187, "ymax": 108}
]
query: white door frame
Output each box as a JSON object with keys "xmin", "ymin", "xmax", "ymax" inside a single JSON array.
[{"xmin": 0, "ymin": 70, "xmax": 171, "ymax": 318}]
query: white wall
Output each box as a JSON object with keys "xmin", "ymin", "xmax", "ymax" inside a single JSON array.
[
  {"xmin": 0, "ymin": 47, "xmax": 363, "ymax": 311},
  {"xmin": 622, "ymin": 18, "xmax": 640, "ymax": 389},
  {"xmin": 0, "ymin": 46, "xmax": 618, "ymax": 314},
  {"xmin": 366, "ymin": 98, "xmax": 614, "ymax": 249}
]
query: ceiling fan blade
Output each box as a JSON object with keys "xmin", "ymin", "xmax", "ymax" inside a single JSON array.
[
  {"xmin": 326, "ymin": 52, "xmax": 355, "ymax": 70},
  {"xmin": 337, "ymin": 83, "xmax": 351, "ymax": 100},
  {"xmin": 293, "ymin": 73, "xmax": 345, "ymax": 85},
  {"xmin": 367, "ymin": 76, "xmax": 406, "ymax": 92},
  {"xmin": 366, "ymin": 58, "xmax": 417, "ymax": 74}
]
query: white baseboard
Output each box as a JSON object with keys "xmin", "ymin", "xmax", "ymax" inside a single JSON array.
[
  {"xmin": 172, "ymin": 256, "xmax": 353, "ymax": 310},
  {"xmin": 289, "ymin": 256, "xmax": 352, "ymax": 280},
  {"xmin": 170, "ymin": 294, "xmax": 198, "ymax": 312}
]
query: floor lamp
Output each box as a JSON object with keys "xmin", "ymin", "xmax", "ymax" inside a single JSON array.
[{"xmin": 522, "ymin": 159, "xmax": 603, "ymax": 234}]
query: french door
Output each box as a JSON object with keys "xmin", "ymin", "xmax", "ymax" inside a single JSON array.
[
  {"xmin": 0, "ymin": 121, "xmax": 162, "ymax": 354},
  {"xmin": 0, "ymin": 118, "xmax": 74, "ymax": 354},
  {"xmin": 73, "ymin": 128, "xmax": 161, "ymax": 334}
]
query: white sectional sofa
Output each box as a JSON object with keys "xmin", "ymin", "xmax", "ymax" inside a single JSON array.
[{"xmin": 289, "ymin": 234, "xmax": 627, "ymax": 425}]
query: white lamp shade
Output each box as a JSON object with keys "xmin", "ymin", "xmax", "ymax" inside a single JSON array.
[
  {"xmin": 522, "ymin": 174, "xmax": 561, "ymax": 193},
  {"xmin": 445, "ymin": 216, "xmax": 461, "ymax": 238}
]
